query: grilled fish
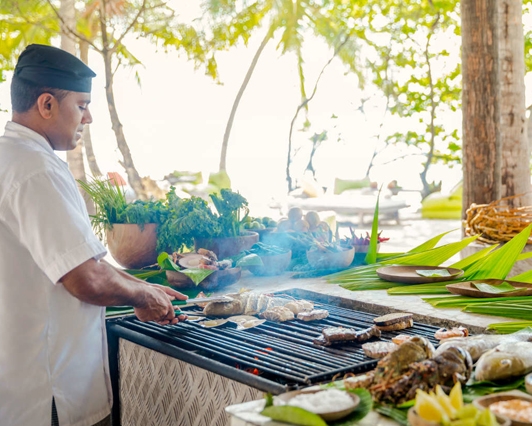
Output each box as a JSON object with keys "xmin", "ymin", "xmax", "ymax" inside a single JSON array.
[{"xmin": 475, "ymin": 341, "xmax": 532, "ymax": 382}]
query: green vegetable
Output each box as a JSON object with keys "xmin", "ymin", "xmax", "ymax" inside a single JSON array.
[
  {"xmin": 260, "ymin": 406, "xmax": 327, "ymax": 426},
  {"xmin": 473, "ymin": 281, "xmax": 523, "ymax": 294}
]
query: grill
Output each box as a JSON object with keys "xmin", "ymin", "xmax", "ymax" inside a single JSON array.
[{"xmin": 107, "ymin": 289, "xmax": 442, "ymax": 395}]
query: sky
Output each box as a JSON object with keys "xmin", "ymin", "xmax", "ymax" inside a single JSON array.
[{"xmin": 1, "ymin": 2, "xmax": 531, "ymax": 217}]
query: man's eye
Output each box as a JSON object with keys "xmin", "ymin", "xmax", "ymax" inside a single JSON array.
[{"xmin": 79, "ymin": 106, "xmax": 87, "ymax": 111}]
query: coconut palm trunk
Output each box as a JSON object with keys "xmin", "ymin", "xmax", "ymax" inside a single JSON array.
[
  {"xmin": 461, "ymin": 0, "xmax": 501, "ymax": 218},
  {"xmin": 219, "ymin": 28, "xmax": 273, "ymax": 172},
  {"xmin": 499, "ymin": 0, "xmax": 531, "ymax": 206}
]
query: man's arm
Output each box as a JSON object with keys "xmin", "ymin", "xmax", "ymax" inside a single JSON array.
[{"xmin": 60, "ymin": 258, "xmax": 188, "ymax": 325}]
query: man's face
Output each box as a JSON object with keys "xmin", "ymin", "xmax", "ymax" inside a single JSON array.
[{"xmin": 47, "ymin": 91, "xmax": 92, "ymax": 151}]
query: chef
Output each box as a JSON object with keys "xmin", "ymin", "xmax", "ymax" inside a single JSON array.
[{"xmin": 0, "ymin": 44, "xmax": 188, "ymax": 426}]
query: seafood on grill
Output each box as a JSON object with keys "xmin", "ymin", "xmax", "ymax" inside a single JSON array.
[
  {"xmin": 434, "ymin": 329, "xmax": 532, "ymax": 361},
  {"xmin": 203, "ymin": 291, "xmax": 296, "ymax": 317},
  {"xmin": 362, "ymin": 341, "xmax": 398, "ymax": 359},
  {"xmin": 284, "ymin": 300, "xmax": 314, "ymax": 314},
  {"xmin": 434, "ymin": 326, "xmax": 468, "ymax": 340},
  {"xmin": 373, "ymin": 312, "xmax": 413, "ymax": 331},
  {"xmin": 391, "ymin": 334, "xmax": 413, "ymax": 345},
  {"xmin": 361, "ymin": 336, "xmax": 473, "ymax": 405},
  {"xmin": 260, "ymin": 306, "xmax": 295, "ymax": 322},
  {"xmin": 297, "ymin": 309, "xmax": 329, "ymax": 321},
  {"xmin": 475, "ymin": 341, "xmax": 532, "ymax": 382},
  {"xmin": 314, "ymin": 325, "xmax": 381, "ymax": 346}
]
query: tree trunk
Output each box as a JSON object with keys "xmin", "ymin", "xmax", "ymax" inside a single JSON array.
[
  {"xmin": 219, "ymin": 28, "xmax": 273, "ymax": 172},
  {"xmin": 80, "ymin": 40, "xmax": 103, "ymax": 179},
  {"xmin": 101, "ymin": 46, "xmax": 147, "ymax": 200},
  {"xmin": 60, "ymin": 0, "xmax": 95, "ymax": 214},
  {"xmin": 461, "ymin": 0, "xmax": 501, "ymax": 219},
  {"xmin": 499, "ymin": 0, "xmax": 531, "ymax": 206}
]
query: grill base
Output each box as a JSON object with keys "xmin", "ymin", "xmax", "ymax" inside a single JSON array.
[{"xmin": 119, "ymin": 339, "xmax": 263, "ymax": 426}]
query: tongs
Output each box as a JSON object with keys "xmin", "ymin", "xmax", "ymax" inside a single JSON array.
[{"xmin": 178, "ymin": 295, "xmax": 234, "ymax": 308}]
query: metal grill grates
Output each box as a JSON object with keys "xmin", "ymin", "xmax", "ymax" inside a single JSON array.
[{"xmin": 108, "ymin": 295, "xmax": 442, "ymax": 390}]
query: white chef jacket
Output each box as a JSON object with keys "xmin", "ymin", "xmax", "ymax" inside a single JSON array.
[{"xmin": 0, "ymin": 122, "xmax": 112, "ymax": 426}]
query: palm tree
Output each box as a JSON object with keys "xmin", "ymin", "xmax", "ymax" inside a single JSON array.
[{"xmin": 199, "ymin": 0, "xmax": 363, "ymax": 177}]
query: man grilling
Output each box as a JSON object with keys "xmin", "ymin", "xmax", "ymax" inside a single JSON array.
[{"xmin": 0, "ymin": 44, "xmax": 188, "ymax": 426}]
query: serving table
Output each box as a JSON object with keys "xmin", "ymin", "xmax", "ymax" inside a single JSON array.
[{"xmin": 106, "ymin": 269, "xmax": 516, "ymax": 426}]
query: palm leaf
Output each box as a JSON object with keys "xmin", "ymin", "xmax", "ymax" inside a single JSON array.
[
  {"xmin": 465, "ymin": 224, "xmax": 532, "ymax": 280},
  {"xmin": 380, "ymin": 235, "xmax": 478, "ymax": 266},
  {"xmin": 449, "ymin": 244, "xmax": 498, "ymax": 270},
  {"xmin": 407, "ymin": 229, "xmax": 459, "ymax": 254},
  {"xmin": 364, "ymin": 188, "xmax": 381, "ymax": 265}
]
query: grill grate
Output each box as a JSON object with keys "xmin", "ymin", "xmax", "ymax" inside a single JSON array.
[{"xmin": 109, "ymin": 294, "xmax": 442, "ymax": 390}]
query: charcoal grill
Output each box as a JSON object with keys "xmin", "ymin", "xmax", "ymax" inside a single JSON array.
[{"xmin": 106, "ymin": 288, "xmax": 443, "ymax": 426}]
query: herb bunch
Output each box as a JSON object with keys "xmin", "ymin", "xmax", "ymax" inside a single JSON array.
[
  {"xmin": 78, "ymin": 177, "xmax": 168, "ymax": 240},
  {"xmin": 157, "ymin": 188, "xmax": 250, "ymax": 253}
]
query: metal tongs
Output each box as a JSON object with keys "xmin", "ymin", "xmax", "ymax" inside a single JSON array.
[{"xmin": 179, "ymin": 295, "xmax": 234, "ymax": 308}]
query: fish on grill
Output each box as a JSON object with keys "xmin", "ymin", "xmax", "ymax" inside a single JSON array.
[
  {"xmin": 314, "ymin": 325, "xmax": 381, "ymax": 346},
  {"xmin": 203, "ymin": 291, "xmax": 297, "ymax": 317},
  {"xmin": 260, "ymin": 306, "xmax": 295, "ymax": 322},
  {"xmin": 296, "ymin": 309, "xmax": 329, "ymax": 321},
  {"xmin": 284, "ymin": 300, "xmax": 314, "ymax": 314}
]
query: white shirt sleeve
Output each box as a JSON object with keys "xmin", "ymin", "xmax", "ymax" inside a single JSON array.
[{"xmin": 0, "ymin": 168, "xmax": 107, "ymax": 284}]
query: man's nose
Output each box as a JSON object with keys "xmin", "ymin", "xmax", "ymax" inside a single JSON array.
[{"xmin": 82, "ymin": 108, "xmax": 93, "ymax": 125}]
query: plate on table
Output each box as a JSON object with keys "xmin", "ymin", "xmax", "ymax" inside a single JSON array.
[
  {"xmin": 446, "ymin": 279, "xmax": 532, "ymax": 298},
  {"xmin": 376, "ymin": 265, "xmax": 464, "ymax": 284}
]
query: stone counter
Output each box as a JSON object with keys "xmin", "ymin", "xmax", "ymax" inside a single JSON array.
[{"xmin": 217, "ymin": 269, "xmax": 515, "ymax": 333}]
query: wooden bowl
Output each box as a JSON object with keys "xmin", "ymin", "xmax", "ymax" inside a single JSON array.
[
  {"xmin": 276, "ymin": 388, "xmax": 360, "ymax": 422},
  {"xmin": 306, "ymin": 246, "xmax": 355, "ymax": 270},
  {"xmin": 166, "ymin": 267, "xmax": 241, "ymax": 290},
  {"xmin": 473, "ymin": 390, "xmax": 532, "ymax": 426},
  {"xmin": 408, "ymin": 407, "xmax": 511, "ymax": 426},
  {"xmin": 106, "ymin": 223, "xmax": 158, "ymax": 269},
  {"xmin": 247, "ymin": 250, "xmax": 292, "ymax": 276},
  {"xmin": 194, "ymin": 231, "xmax": 259, "ymax": 259}
]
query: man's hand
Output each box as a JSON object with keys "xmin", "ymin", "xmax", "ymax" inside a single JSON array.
[{"xmin": 134, "ymin": 284, "xmax": 187, "ymax": 325}]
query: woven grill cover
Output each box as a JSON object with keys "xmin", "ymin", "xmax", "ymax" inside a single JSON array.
[{"xmin": 119, "ymin": 339, "xmax": 264, "ymax": 426}]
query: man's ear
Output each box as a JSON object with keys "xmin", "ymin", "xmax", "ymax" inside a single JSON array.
[{"xmin": 36, "ymin": 93, "xmax": 56, "ymax": 119}]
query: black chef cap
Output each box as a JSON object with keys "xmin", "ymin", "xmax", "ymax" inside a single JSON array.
[{"xmin": 14, "ymin": 44, "xmax": 96, "ymax": 93}]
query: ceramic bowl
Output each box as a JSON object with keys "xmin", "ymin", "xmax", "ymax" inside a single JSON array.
[
  {"xmin": 276, "ymin": 388, "xmax": 359, "ymax": 422},
  {"xmin": 194, "ymin": 231, "xmax": 259, "ymax": 259},
  {"xmin": 106, "ymin": 223, "xmax": 158, "ymax": 269},
  {"xmin": 247, "ymin": 250, "xmax": 292, "ymax": 276},
  {"xmin": 473, "ymin": 390, "xmax": 529, "ymax": 426},
  {"xmin": 306, "ymin": 246, "xmax": 355, "ymax": 270}
]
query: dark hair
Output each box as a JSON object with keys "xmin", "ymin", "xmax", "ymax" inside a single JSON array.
[{"xmin": 11, "ymin": 75, "xmax": 69, "ymax": 113}]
